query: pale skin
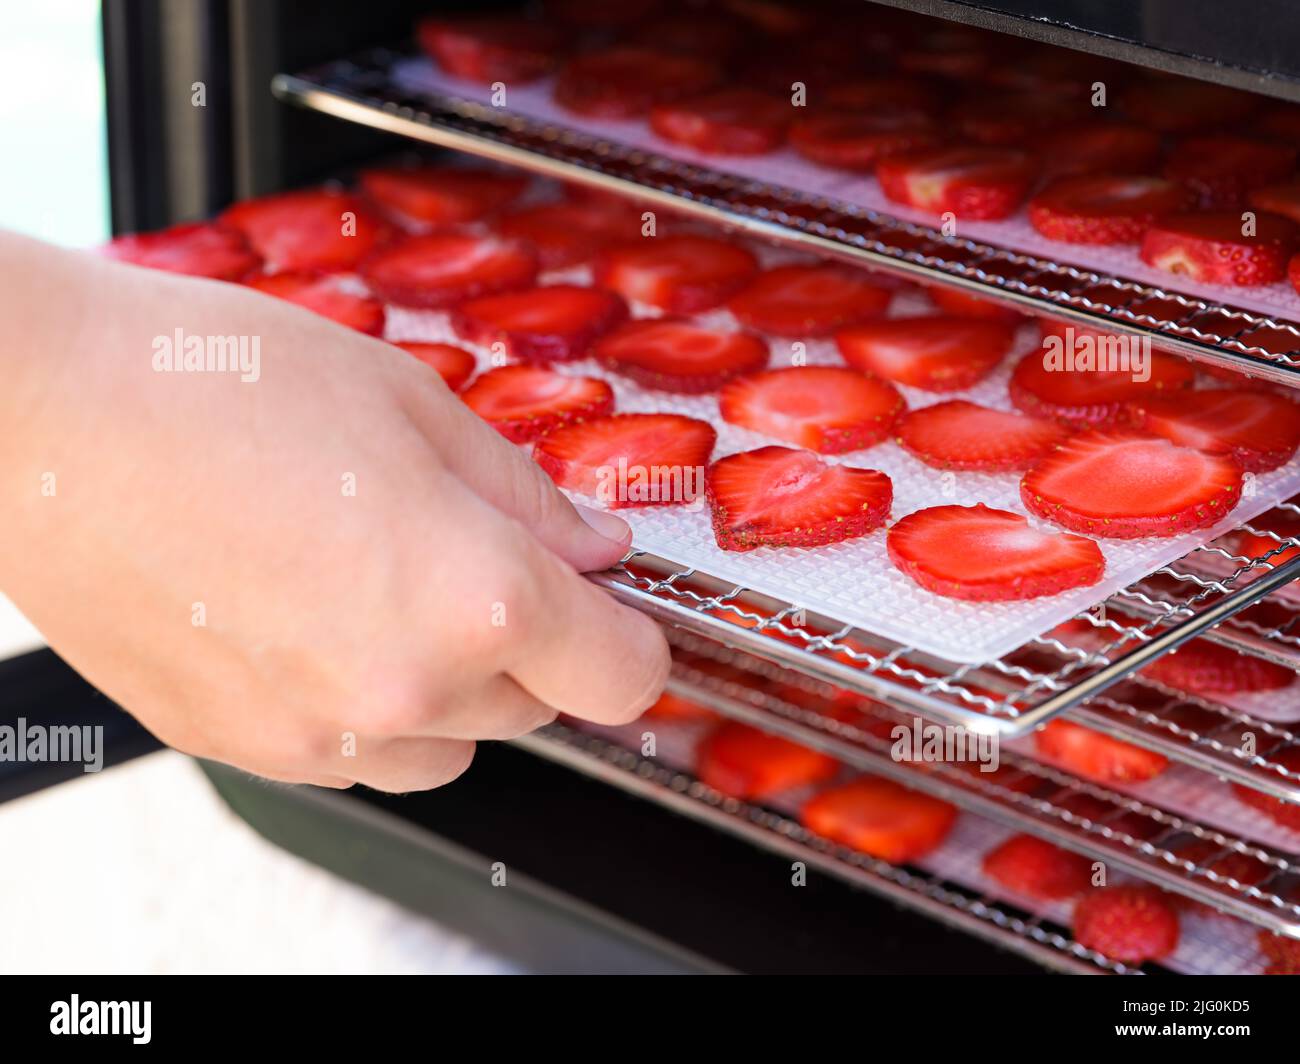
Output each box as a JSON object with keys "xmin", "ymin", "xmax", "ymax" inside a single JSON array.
[{"xmin": 0, "ymin": 231, "xmax": 670, "ymax": 791}]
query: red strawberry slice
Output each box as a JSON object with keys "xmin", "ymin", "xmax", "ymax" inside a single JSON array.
[
  {"xmin": 360, "ymin": 233, "xmax": 537, "ymax": 309},
  {"xmin": 1231, "ymin": 747, "xmax": 1300, "ymax": 830},
  {"xmin": 801, "ymin": 776, "xmax": 958, "ymax": 863},
  {"xmin": 695, "ymin": 721, "xmax": 838, "ymax": 801},
  {"xmin": 1129, "ymin": 389, "xmax": 1300, "ymax": 473},
  {"xmin": 821, "ymin": 77, "xmax": 941, "ymax": 115},
  {"xmin": 244, "ymin": 271, "xmax": 385, "ymax": 335},
  {"xmin": 1021, "ymin": 431, "xmax": 1243, "ymax": 539},
  {"xmin": 1073, "ymin": 885, "xmax": 1180, "ymax": 964},
  {"xmin": 220, "ymin": 188, "xmax": 390, "ymax": 273},
  {"xmin": 1028, "ymin": 176, "xmax": 1192, "ymax": 245},
  {"xmin": 727, "ymin": 264, "xmax": 893, "ymax": 337},
  {"xmin": 1036, "ymin": 121, "xmax": 1162, "ymax": 180},
  {"xmin": 594, "ymin": 319, "xmax": 768, "ymax": 393},
  {"xmin": 1142, "ymin": 636, "xmax": 1296, "ymax": 696},
  {"xmin": 876, "ymin": 147, "xmax": 1037, "ymax": 221},
  {"xmin": 534, "ymin": 412, "xmax": 716, "ymax": 508},
  {"xmin": 1249, "ymin": 181, "xmax": 1300, "ymax": 224},
  {"xmin": 834, "ymin": 316, "xmax": 1015, "ymax": 392},
  {"xmin": 451, "ymin": 284, "xmax": 628, "ymax": 363},
  {"xmin": 1162, "ymin": 136, "xmax": 1296, "ymax": 209},
  {"xmin": 416, "ymin": 15, "xmax": 568, "ymax": 84},
  {"xmin": 896, "ymin": 401, "xmax": 1067, "ymax": 472},
  {"xmin": 788, "ymin": 112, "xmax": 938, "ymax": 171},
  {"xmin": 553, "ymin": 46, "xmax": 718, "ymax": 119},
  {"xmin": 1140, "ymin": 211, "xmax": 1298, "ymax": 287},
  {"xmin": 460, "ymin": 365, "xmax": 613, "ymax": 442},
  {"xmin": 926, "ymin": 285, "xmax": 1024, "ymax": 322},
  {"xmin": 1009, "ymin": 341, "xmax": 1195, "ymax": 429},
  {"xmin": 593, "ymin": 235, "xmax": 757, "ymax": 313},
  {"xmin": 495, "ymin": 198, "xmax": 644, "ymax": 269},
  {"xmin": 707, "ymin": 445, "xmax": 892, "ymax": 552},
  {"xmin": 1172, "ymin": 838, "xmax": 1273, "ymax": 915},
  {"xmin": 392, "ymin": 342, "xmax": 477, "ymax": 392},
  {"xmin": 949, "ymin": 92, "xmax": 1082, "ymax": 146},
  {"xmin": 649, "ymin": 89, "xmax": 790, "ymax": 156},
  {"xmin": 646, "ymin": 689, "xmax": 719, "ymax": 723},
  {"xmin": 1035, "ymin": 719, "xmax": 1169, "ymax": 783},
  {"xmin": 887, "ymin": 504, "xmax": 1104, "ymax": 601},
  {"xmin": 358, "ymin": 166, "xmax": 528, "ymax": 228},
  {"xmin": 719, "ymin": 367, "xmax": 904, "ymax": 454},
  {"xmin": 982, "ymin": 834, "xmax": 1094, "ymax": 901},
  {"xmin": 103, "ymin": 222, "xmax": 261, "ymax": 280},
  {"xmin": 1238, "ymin": 507, "xmax": 1300, "ymax": 568},
  {"xmin": 1122, "ymin": 77, "xmax": 1259, "ymax": 133}
]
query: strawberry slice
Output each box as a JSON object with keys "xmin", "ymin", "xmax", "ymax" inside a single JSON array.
[
  {"xmin": 244, "ymin": 271, "xmax": 384, "ymax": 335},
  {"xmin": 593, "ymin": 235, "xmax": 757, "ymax": 313},
  {"xmin": 1143, "ymin": 636, "xmax": 1295, "ymax": 696},
  {"xmin": 1140, "ymin": 211, "xmax": 1298, "ymax": 287},
  {"xmin": 103, "ymin": 222, "xmax": 261, "ymax": 280},
  {"xmin": 1028, "ymin": 176, "xmax": 1191, "ymax": 245},
  {"xmin": 727, "ymin": 264, "xmax": 893, "ymax": 337},
  {"xmin": 646, "ymin": 689, "xmax": 719, "ymax": 723},
  {"xmin": 788, "ymin": 111, "xmax": 938, "ymax": 171},
  {"xmin": 834, "ymin": 316, "xmax": 1015, "ymax": 392},
  {"xmin": 495, "ymin": 198, "xmax": 644, "ymax": 269},
  {"xmin": 1122, "ymin": 77, "xmax": 1259, "ymax": 133},
  {"xmin": 876, "ymin": 147, "xmax": 1037, "ymax": 221},
  {"xmin": 1238, "ymin": 507, "xmax": 1300, "ymax": 568},
  {"xmin": 416, "ymin": 15, "xmax": 568, "ymax": 84},
  {"xmin": 695, "ymin": 721, "xmax": 838, "ymax": 801},
  {"xmin": 1249, "ymin": 180, "xmax": 1300, "ymax": 224},
  {"xmin": 982, "ymin": 834, "xmax": 1094, "ymax": 901},
  {"xmin": 949, "ymin": 93, "xmax": 1082, "ymax": 146},
  {"xmin": 801, "ymin": 776, "xmax": 958, "ymax": 863},
  {"xmin": 595, "ymin": 319, "xmax": 769, "ymax": 393},
  {"xmin": 925, "ymin": 285, "xmax": 1024, "ymax": 322},
  {"xmin": 1162, "ymin": 135, "xmax": 1296, "ymax": 209},
  {"xmin": 534, "ymin": 412, "xmax": 716, "ymax": 508},
  {"xmin": 896, "ymin": 401, "xmax": 1067, "ymax": 472},
  {"xmin": 359, "ymin": 233, "xmax": 537, "ymax": 309},
  {"xmin": 821, "ymin": 77, "xmax": 941, "ymax": 115},
  {"xmin": 1072, "ymin": 885, "xmax": 1180, "ymax": 964},
  {"xmin": 1035, "ymin": 719, "xmax": 1169, "ymax": 783},
  {"xmin": 358, "ymin": 165, "xmax": 528, "ymax": 228},
  {"xmin": 461, "ymin": 365, "xmax": 613, "ymax": 442},
  {"xmin": 1037, "ymin": 121, "xmax": 1162, "ymax": 180},
  {"xmin": 1171, "ymin": 838, "xmax": 1272, "ymax": 915},
  {"xmin": 887, "ymin": 504, "xmax": 1104, "ymax": 601},
  {"xmin": 392, "ymin": 342, "xmax": 478, "ymax": 392},
  {"xmin": 649, "ymin": 88, "xmax": 790, "ymax": 155},
  {"xmin": 707, "ymin": 445, "xmax": 893, "ymax": 552},
  {"xmin": 1128, "ymin": 388, "xmax": 1300, "ymax": 473},
  {"xmin": 1231, "ymin": 747, "xmax": 1300, "ymax": 830},
  {"xmin": 1021, "ymin": 431, "xmax": 1243, "ymax": 539},
  {"xmin": 1009, "ymin": 341, "xmax": 1195, "ymax": 428},
  {"xmin": 718, "ymin": 367, "xmax": 904, "ymax": 454},
  {"xmin": 220, "ymin": 188, "xmax": 390, "ymax": 272},
  {"xmin": 451, "ymin": 284, "xmax": 628, "ymax": 363},
  {"xmin": 553, "ymin": 46, "xmax": 718, "ymax": 119}
]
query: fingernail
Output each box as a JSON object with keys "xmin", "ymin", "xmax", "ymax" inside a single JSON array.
[{"xmin": 576, "ymin": 503, "xmax": 632, "ymax": 546}]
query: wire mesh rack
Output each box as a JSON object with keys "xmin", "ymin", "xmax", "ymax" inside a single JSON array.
[{"xmin": 273, "ymin": 48, "xmax": 1300, "ymax": 385}]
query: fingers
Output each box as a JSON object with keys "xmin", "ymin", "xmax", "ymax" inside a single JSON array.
[
  {"xmin": 416, "ymin": 674, "xmax": 558, "ymax": 741},
  {"xmin": 342, "ymin": 737, "xmax": 476, "ymax": 794}
]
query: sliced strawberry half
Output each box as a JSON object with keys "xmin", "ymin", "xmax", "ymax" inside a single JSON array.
[
  {"xmin": 982, "ymin": 834, "xmax": 1094, "ymax": 901},
  {"xmin": 707, "ymin": 445, "xmax": 893, "ymax": 552},
  {"xmin": 649, "ymin": 88, "xmax": 790, "ymax": 156},
  {"xmin": 1028, "ymin": 176, "xmax": 1191, "ymax": 245},
  {"xmin": 1231, "ymin": 747, "xmax": 1300, "ymax": 830},
  {"xmin": 1129, "ymin": 388, "xmax": 1300, "ymax": 473},
  {"xmin": 896, "ymin": 401, "xmax": 1067, "ymax": 472},
  {"xmin": 788, "ymin": 111, "xmax": 938, "ymax": 172},
  {"xmin": 1035, "ymin": 719, "xmax": 1169, "ymax": 783},
  {"xmin": 244, "ymin": 271, "xmax": 384, "ymax": 335},
  {"xmin": 392, "ymin": 341, "xmax": 477, "ymax": 392},
  {"xmin": 357, "ymin": 165, "xmax": 528, "ymax": 228},
  {"xmin": 1009, "ymin": 342, "xmax": 1195, "ymax": 428},
  {"xmin": 594, "ymin": 318, "xmax": 768, "ymax": 393},
  {"xmin": 1171, "ymin": 837, "xmax": 1273, "ymax": 915},
  {"xmin": 103, "ymin": 222, "xmax": 261, "ymax": 280},
  {"xmin": 1021, "ymin": 431, "xmax": 1243, "ymax": 539},
  {"xmin": 834, "ymin": 315, "xmax": 1015, "ymax": 392},
  {"xmin": 416, "ymin": 15, "xmax": 568, "ymax": 83},
  {"xmin": 460, "ymin": 365, "xmax": 614, "ymax": 442},
  {"xmin": 1162, "ymin": 135, "xmax": 1297, "ymax": 209},
  {"xmin": 1073, "ymin": 885, "xmax": 1180, "ymax": 964},
  {"xmin": 1036, "ymin": 121, "xmax": 1162, "ymax": 180},
  {"xmin": 1250, "ymin": 181, "xmax": 1300, "ymax": 224},
  {"xmin": 553, "ymin": 46, "xmax": 718, "ymax": 119},
  {"xmin": 1122, "ymin": 78, "xmax": 1259, "ymax": 133},
  {"xmin": 220, "ymin": 188, "xmax": 390, "ymax": 272},
  {"xmin": 495, "ymin": 198, "xmax": 644, "ymax": 269},
  {"xmin": 534, "ymin": 413, "xmax": 716, "ymax": 508},
  {"xmin": 949, "ymin": 92, "xmax": 1082, "ymax": 146},
  {"xmin": 1143, "ymin": 636, "xmax": 1295, "ymax": 696},
  {"xmin": 593, "ymin": 235, "xmax": 757, "ymax": 313},
  {"xmin": 1238, "ymin": 507, "xmax": 1300, "ymax": 568},
  {"xmin": 695, "ymin": 721, "xmax": 838, "ymax": 801},
  {"xmin": 1140, "ymin": 211, "xmax": 1298, "ymax": 287},
  {"xmin": 719, "ymin": 367, "xmax": 905, "ymax": 454},
  {"xmin": 887, "ymin": 504, "xmax": 1104, "ymax": 601},
  {"xmin": 926, "ymin": 285, "xmax": 1024, "ymax": 323},
  {"xmin": 801, "ymin": 776, "xmax": 958, "ymax": 863},
  {"xmin": 451, "ymin": 284, "xmax": 628, "ymax": 363},
  {"xmin": 359, "ymin": 233, "xmax": 537, "ymax": 309},
  {"xmin": 876, "ymin": 147, "xmax": 1037, "ymax": 221},
  {"xmin": 727, "ymin": 263, "xmax": 892, "ymax": 337}
]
